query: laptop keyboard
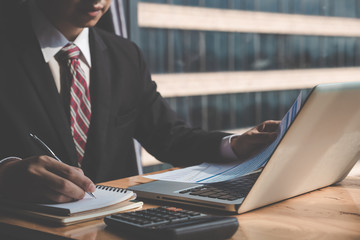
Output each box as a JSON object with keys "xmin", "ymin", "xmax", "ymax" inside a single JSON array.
[{"xmin": 178, "ymin": 172, "xmax": 261, "ymax": 201}]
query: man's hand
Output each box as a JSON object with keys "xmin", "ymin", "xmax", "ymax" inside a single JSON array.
[
  {"xmin": 0, "ymin": 156, "xmax": 96, "ymax": 203},
  {"xmin": 231, "ymin": 120, "xmax": 280, "ymax": 162}
]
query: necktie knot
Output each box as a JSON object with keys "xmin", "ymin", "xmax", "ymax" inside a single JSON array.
[{"xmin": 59, "ymin": 43, "xmax": 80, "ymax": 61}]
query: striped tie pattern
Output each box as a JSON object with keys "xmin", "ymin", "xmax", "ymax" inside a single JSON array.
[{"xmin": 60, "ymin": 43, "xmax": 91, "ymax": 164}]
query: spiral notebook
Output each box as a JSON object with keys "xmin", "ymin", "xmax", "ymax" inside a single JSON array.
[{"xmin": 0, "ymin": 185, "xmax": 143, "ymax": 225}]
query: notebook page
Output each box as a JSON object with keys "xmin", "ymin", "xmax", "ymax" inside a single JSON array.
[{"xmin": 39, "ymin": 186, "xmax": 135, "ymax": 214}]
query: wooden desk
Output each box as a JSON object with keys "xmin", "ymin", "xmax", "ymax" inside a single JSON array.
[{"xmin": 1, "ymin": 170, "xmax": 359, "ymax": 240}]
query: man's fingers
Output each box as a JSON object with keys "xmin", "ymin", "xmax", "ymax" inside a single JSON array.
[
  {"xmin": 228, "ymin": 120, "xmax": 280, "ymax": 162},
  {"xmin": 244, "ymin": 131, "xmax": 278, "ymax": 144},
  {"xmin": 28, "ymin": 156, "xmax": 95, "ymax": 200},
  {"xmin": 36, "ymin": 166, "xmax": 86, "ymax": 200},
  {"xmin": 56, "ymin": 165, "xmax": 96, "ymax": 193},
  {"xmin": 73, "ymin": 167, "xmax": 84, "ymax": 174},
  {"xmin": 43, "ymin": 189, "xmax": 75, "ymax": 203},
  {"xmin": 26, "ymin": 185, "xmax": 74, "ymax": 203},
  {"xmin": 40, "ymin": 157, "xmax": 96, "ymax": 194},
  {"xmin": 257, "ymin": 120, "xmax": 280, "ymax": 132},
  {"xmin": 263, "ymin": 121, "xmax": 280, "ymax": 132}
]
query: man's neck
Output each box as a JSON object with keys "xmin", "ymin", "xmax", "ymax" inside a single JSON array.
[{"xmin": 54, "ymin": 23, "xmax": 83, "ymax": 42}]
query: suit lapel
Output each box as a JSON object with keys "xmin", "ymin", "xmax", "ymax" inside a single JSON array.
[
  {"xmin": 21, "ymin": 48, "xmax": 78, "ymax": 166},
  {"xmin": 16, "ymin": 6, "xmax": 78, "ymax": 166},
  {"xmin": 81, "ymin": 28, "xmax": 112, "ymax": 177}
]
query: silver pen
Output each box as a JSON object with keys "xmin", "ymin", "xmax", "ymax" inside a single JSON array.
[{"xmin": 29, "ymin": 133, "xmax": 96, "ymax": 198}]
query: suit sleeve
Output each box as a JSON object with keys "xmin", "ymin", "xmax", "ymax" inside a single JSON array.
[{"xmin": 131, "ymin": 44, "xmax": 230, "ymax": 167}]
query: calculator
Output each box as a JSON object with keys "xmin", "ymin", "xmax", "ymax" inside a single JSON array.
[{"xmin": 104, "ymin": 206, "xmax": 238, "ymax": 240}]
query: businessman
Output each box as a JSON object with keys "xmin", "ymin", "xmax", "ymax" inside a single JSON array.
[{"xmin": 0, "ymin": 0, "xmax": 279, "ymax": 203}]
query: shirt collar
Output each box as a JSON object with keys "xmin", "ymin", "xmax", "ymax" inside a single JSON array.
[{"xmin": 29, "ymin": 0, "xmax": 91, "ymax": 66}]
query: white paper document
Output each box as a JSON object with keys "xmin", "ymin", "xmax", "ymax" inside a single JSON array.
[
  {"xmin": 146, "ymin": 92, "xmax": 303, "ymax": 183},
  {"xmin": 39, "ymin": 186, "xmax": 136, "ymax": 214}
]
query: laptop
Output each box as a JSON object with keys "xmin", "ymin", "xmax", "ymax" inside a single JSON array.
[{"xmin": 129, "ymin": 82, "xmax": 360, "ymax": 213}]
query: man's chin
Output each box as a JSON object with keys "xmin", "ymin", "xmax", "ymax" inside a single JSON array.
[{"xmin": 74, "ymin": 16, "xmax": 103, "ymax": 28}]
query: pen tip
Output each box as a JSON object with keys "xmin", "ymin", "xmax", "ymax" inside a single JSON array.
[{"xmin": 88, "ymin": 192, "xmax": 96, "ymax": 198}]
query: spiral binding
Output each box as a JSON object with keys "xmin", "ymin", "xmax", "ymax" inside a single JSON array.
[{"xmin": 96, "ymin": 185, "xmax": 128, "ymax": 193}]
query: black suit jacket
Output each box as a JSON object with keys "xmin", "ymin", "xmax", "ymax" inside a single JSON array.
[{"xmin": 0, "ymin": 3, "xmax": 229, "ymax": 182}]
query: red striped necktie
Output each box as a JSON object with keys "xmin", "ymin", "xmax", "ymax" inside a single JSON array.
[{"xmin": 59, "ymin": 43, "xmax": 91, "ymax": 165}]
